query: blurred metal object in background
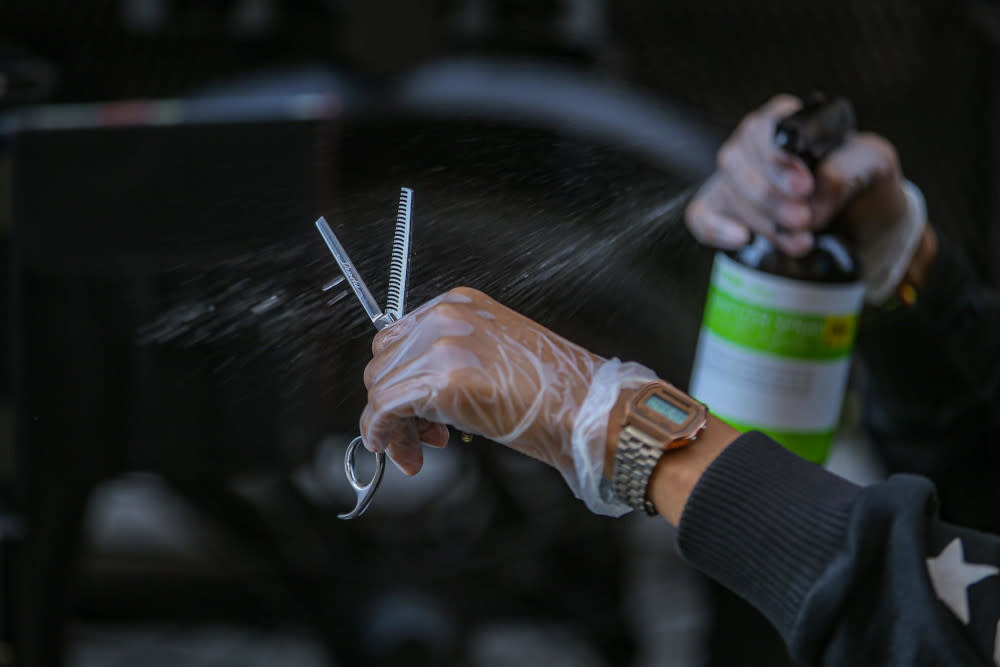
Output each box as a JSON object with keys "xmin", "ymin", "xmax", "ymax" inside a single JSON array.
[
  {"xmin": 121, "ymin": 0, "xmax": 277, "ymax": 37},
  {"xmin": 0, "ymin": 42, "xmax": 56, "ymax": 111}
]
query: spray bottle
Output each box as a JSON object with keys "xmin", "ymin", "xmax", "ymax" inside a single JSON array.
[{"xmin": 689, "ymin": 95, "xmax": 864, "ymax": 463}]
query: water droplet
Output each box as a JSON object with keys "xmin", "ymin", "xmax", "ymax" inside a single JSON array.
[
  {"xmin": 322, "ymin": 276, "xmax": 346, "ymax": 291},
  {"xmin": 251, "ymin": 294, "xmax": 283, "ymax": 314},
  {"xmin": 327, "ymin": 290, "xmax": 350, "ymax": 306}
]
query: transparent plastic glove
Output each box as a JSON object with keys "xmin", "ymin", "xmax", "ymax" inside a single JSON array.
[
  {"xmin": 360, "ymin": 286, "xmax": 656, "ymax": 516},
  {"xmin": 685, "ymin": 94, "xmax": 927, "ymax": 302}
]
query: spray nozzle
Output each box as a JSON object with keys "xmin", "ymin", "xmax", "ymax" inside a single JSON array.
[{"xmin": 774, "ymin": 93, "xmax": 856, "ymax": 171}]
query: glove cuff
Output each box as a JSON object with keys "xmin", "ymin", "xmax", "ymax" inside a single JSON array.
[
  {"xmin": 569, "ymin": 358, "xmax": 657, "ymax": 516},
  {"xmin": 860, "ymin": 180, "xmax": 928, "ymax": 304}
]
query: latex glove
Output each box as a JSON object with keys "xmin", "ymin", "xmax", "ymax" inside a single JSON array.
[
  {"xmin": 361, "ymin": 286, "xmax": 657, "ymax": 516},
  {"xmin": 685, "ymin": 94, "xmax": 927, "ymax": 304}
]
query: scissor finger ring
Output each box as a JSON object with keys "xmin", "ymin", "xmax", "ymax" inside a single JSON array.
[{"xmin": 337, "ymin": 436, "xmax": 386, "ymax": 520}]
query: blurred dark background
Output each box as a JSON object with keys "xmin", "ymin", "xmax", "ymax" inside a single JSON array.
[{"xmin": 0, "ymin": 1, "xmax": 998, "ymax": 665}]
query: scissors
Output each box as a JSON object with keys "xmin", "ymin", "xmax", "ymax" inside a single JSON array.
[{"xmin": 315, "ymin": 187, "xmax": 413, "ymax": 519}]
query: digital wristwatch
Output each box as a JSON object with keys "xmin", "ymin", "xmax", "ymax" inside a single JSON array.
[{"xmin": 611, "ymin": 381, "xmax": 708, "ymax": 515}]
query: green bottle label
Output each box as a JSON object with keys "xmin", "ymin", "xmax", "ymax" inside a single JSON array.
[{"xmin": 690, "ymin": 253, "xmax": 865, "ymax": 463}]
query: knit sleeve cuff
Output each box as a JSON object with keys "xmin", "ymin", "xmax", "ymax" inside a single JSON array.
[
  {"xmin": 906, "ymin": 236, "xmax": 971, "ymax": 318},
  {"xmin": 675, "ymin": 431, "xmax": 862, "ymax": 642}
]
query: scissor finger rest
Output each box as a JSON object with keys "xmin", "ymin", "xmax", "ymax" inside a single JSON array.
[{"xmin": 337, "ymin": 436, "xmax": 386, "ymax": 520}]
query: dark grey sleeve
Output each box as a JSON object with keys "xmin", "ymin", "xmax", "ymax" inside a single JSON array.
[
  {"xmin": 677, "ymin": 431, "xmax": 1000, "ymax": 666},
  {"xmin": 856, "ymin": 238, "xmax": 1000, "ymax": 532}
]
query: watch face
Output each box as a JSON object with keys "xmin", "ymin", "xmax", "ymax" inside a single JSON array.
[
  {"xmin": 629, "ymin": 382, "xmax": 706, "ymax": 444},
  {"xmin": 643, "ymin": 393, "xmax": 691, "ymax": 425}
]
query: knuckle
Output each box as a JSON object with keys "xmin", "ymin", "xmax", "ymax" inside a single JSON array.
[
  {"xmin": 825, "ymin": 167, "xmax": 848, "ymax": 199},
  {"xmin": 685, "ymin": 211, "xmax": 715, "ymax": 245},
  {"xmin": 371, "ymin": 329, "xmax": 390, "ymax": 355},
  {"xmin": 768, "ymin": 93, "xmax": 799, "ymax": 109},
  {"xmin": 717, "ymin": 143, "xmax": 738, "ymax": 172},
  {"xmin": 689, "ymin": 224, "xmax": 710, "ymax": 245},
  {"xmin": 744, "ymin": 112, "xmax": 767, "ymax": 137},
  {"xmin": 363, "ymin": 360, "xmax": 379, "ymax": 389},
  {"xmin": 684, "ymin": 198, "xmax": 705, "ymax": 226},
  {"xmin": 448, "ymin": 285, "xmax": 484, "ymax": 301},
  {"xmin": 696, "ymin": 224, "xmax": 719, "ymax": 246},
  {"xmin": 365, "ymin": 391, "xmax": 383, "ymax": 419},
  {"xmin": 746, "ymin": 170, "xmax": 774, "ymax": 202},
  {"xmin": 762, "ymin": 94, "xmax": 802, "ymax": 118},
  {"xmin": 742, "ymin": 210, "xmax": 775, "ymax": 236},
  {"xmin": 692, "ymin": 173, "xmax": 723, "ymax": 205},
  {"xmin": 733, "ymin": 115, "xmax": 754, "ymax": 139},
  {"xmin": 859, "ymin": 132, "xmax": 900, "ymax": 172},
  {"xmin": 430, "ymin": 302, "xmax": 464, "ymax": 320}
]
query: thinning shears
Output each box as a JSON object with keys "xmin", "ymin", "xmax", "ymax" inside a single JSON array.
[{"xmin": 315, "ymin": 187, "xmax": 413, "ymax": 519}]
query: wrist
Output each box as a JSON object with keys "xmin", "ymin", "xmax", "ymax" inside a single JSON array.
[
  {"xmin": 604, "ymin": 380, "xmax": 712, "ymax": 516},
  {"xmin": 891, "ymin": 223, "xmax": 938, "ymax": 304},
  {"xmin": 859, "ymin": 180, "xmax": 930, "ymax": 304},
  {"xmin": 646, "ymin": 415, "xmax": 740, "ymax": 525}
]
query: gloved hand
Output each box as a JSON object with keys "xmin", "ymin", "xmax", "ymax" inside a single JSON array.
[
  {"xmin": 685, "ymin": 94, "xmax": 928, "ymax": 304},
  {"xmin": 361, "ymin": 286, "xmax": 656, "ymax": 516}
]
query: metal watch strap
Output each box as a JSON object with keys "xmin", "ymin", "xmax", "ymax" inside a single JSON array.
[{"xmin": 613, "ymin": 425, "xmax": 668, "ymax": 516}]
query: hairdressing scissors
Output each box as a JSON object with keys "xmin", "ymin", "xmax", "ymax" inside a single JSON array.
[{"xmin": 315, "ymin": 187, "xmax": 413, "ymax": 519}]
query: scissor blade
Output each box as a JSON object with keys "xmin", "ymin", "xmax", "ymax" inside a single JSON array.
[
  {"xmin": 315, "ymin": 217, "xmax": 393, "ymax": 330},
  {"xmin": 386, "ymin": 187, "xmax": 413, "ymax": 319}
]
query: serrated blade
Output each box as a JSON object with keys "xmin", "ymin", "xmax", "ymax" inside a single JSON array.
[{"xmin": 386, "ymin": 186, "xmax": 413, "ymax": 319}]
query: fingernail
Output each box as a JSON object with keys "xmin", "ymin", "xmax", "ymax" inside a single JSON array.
[
  {"xmin": 778, "ymin": 202, "xmax": 811, "ymax": 228},
  {"xmin": 718, "ymin": 225, "xmax": 750, "ymax": 247},
  {"xmin": 781, "ymin": 171, "xmax": 811, "ymax": 196},
  {"xmin": 391, "ymin": 447, "xmax": 423, "ymax": 476}
]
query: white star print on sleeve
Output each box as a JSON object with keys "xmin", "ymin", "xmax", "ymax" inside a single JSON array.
[{"xmin": 926, "ymin": 538, "xmax": 999, "ymax": 624}]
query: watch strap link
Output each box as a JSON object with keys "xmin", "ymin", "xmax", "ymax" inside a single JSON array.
[{"xmin": 613, "ymin": 425, "xmax": 667, "ymax": 515}]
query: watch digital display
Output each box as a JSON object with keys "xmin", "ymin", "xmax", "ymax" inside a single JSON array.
[{"xmin": 644, "ymin": 393, "xmax": 690, "ymax": 424}]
